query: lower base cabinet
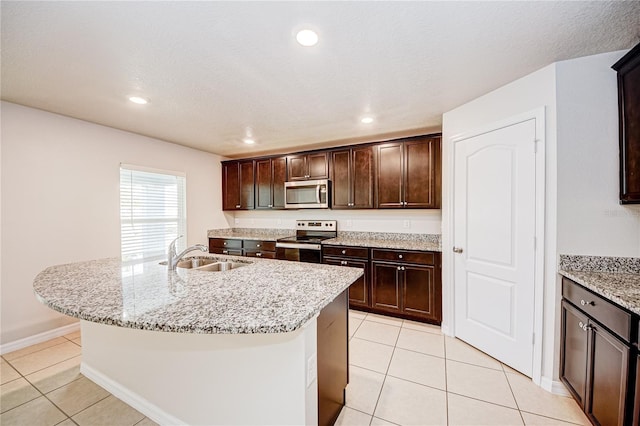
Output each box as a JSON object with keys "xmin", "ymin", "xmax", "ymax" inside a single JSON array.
[{"xmin": 560, "ymin": 277, "xmax": 636, "ymax": 426}]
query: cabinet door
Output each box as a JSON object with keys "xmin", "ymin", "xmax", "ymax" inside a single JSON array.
[
  {"xmin": 402, "ymin": 264, "xmax": 439, "ymax": 321},
  {"xmin": 371, "ymin": 262, "xmax": 401, "ymax": 312},
  {"xmin": 323, "ymin": 257, "xmax": 370, "ymax": 308},
  {"xmin": 352, "ymin": 146, "xmax": 374, "ymax": 209},
  {"xmin": 634, "ymin": 353, "xmax": 640, "ymax": 426},
  {"xmin": 376, "ymin": 142, "xmax": 404, "ymax": 208},
  {"xmin": 222, "ymin": 162, "xmax": 240, "ymax": 210},
  {"xmin": 272, "ymin": 156, "xmax": 287, "ymax": 209},
  {"xmin": 331, "ymin": 149, "xmax": 351, "ymax": 209},
  {"xmin": 405, "ymin": 138, "xmax": 440, "ymax": 208},
  {"xmin": 255, "ymin": 159, "xmax": 273, "ymax": 209},
  {"xmin": 239, "ymin": 160, "xmax": 254, "ymax": 210},
  {"xmin": 308, "ymin": 152, "xmax": 329, "ymax": 179},
  {"xmin": 586, "ymin": 323, "xmax": 630, "ymax": 426},
  {"xmin": 560, "ymin": 301, "xmax": 589, "ymax": 408},
  {"xmin": 288, "ymin": 155, "xmax": 307, "ymax": 180}
]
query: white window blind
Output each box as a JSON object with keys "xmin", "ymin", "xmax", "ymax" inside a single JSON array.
[{"xmin": 120, "ymin": 165, "xmax": 186, "ymax": 263}]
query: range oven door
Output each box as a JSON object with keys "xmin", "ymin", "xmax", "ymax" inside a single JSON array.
[
  {"xmin": 284, "ymin": 180, "xmax": 330, "ymax": 209},
  {"xmin": 275, "ymin": 242, "xmax": 322, "ymax": 263}
]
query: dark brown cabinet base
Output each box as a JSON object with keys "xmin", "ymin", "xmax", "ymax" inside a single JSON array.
[
  {"xmin": 317, "ymin": 289, "xmax": 348, "ymax": 426},
  {"xmin": 560, "ymin": 277, "xmax": 637, "ymax": 426}
]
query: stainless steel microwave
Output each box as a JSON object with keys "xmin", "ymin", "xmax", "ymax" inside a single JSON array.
[{"xmin": 284, "ymin": 179, "xmax": 331, "ymax": 209}]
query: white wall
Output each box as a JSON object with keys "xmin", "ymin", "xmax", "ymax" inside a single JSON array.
[
  {"xmin": 0, "ymin": 102, "xmax": 229, "ymax": 344},
  {"xmin": 556, "ymin": 50, "xmax": 640, "ymax": 257},
  {"xmin": 232, "ymin": 209, "xmax": 442, "ymax": 234},
  {"xmin": 442, "ymin": 63, "xmax": 558, "ymax": 384}
]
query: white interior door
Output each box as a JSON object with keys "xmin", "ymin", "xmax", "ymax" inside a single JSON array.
[{"xmin": 453, "ymin": 118, "xmax": 536, "ymax": 376}]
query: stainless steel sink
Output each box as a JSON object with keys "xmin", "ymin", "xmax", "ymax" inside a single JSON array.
[
  {"xmin": 175, "ymin": 257, "xmax": 219, "ymax": 269},
  {"xmin": 194, "ymin": 261, "xmax": 248, "ymax": 272}
]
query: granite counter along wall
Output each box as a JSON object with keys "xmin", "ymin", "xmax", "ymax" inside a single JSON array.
[{"xmin": 559, "ymin": 254, "xmax": 640, "ymax": 274}]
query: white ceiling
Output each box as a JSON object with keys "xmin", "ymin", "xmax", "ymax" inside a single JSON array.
[{"xmin": 2, "ymin": 2, "xmax": 639, "ymax": 158}]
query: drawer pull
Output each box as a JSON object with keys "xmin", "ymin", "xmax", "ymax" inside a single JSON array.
[
  {"xmin": 256, "ymin": 252, "xmax": 262, "ymax": 257},
  {"xmin": 223, "ymin": 250, "xmax": 228, "ymax": 254},
  {"xmin": 257, "ymin": 244, "xmax": 261, "ymax": 247},
  {"xmin": 235, "ymin": 204, "xmax": 241, "ymax": 208},
  {"xmin": 398, "ymin": 254, "xmax": 403, "ymax": 259},
  {"xmin": 578, "ymin": 321, "xmax": 590, "ymax": 331},
  {"xmin": 580, "ymin": 299, "xmax": 594, "ymax": 307},
  {"xmin": 342, "ymin": 250, "xmax": 346, "ymax": 254}
]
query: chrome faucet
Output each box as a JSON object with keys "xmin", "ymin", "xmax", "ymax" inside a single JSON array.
[{"xmin": 167, "ymin": 235, "xmax": 208, "ymax": 270}]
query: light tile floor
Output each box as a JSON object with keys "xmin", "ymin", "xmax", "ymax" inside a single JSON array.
[
  {"xmin": 339, "ymin": 310, "xmax": 590, "ymax": 426},
  {"xmin": 0, "ymin": 312, "xmax": 590, "ymax": 426}
]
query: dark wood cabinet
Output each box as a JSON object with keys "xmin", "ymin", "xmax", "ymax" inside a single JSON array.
[
  {"xmin": 375, "ymin": 136, "xmax": 440, "ymax": 209},
  {"xmin": 371, "ymin": 249, "xmax": 441, "ymax": 323},
  {"xmin": 613, "ymin": 42, "xmax": 640, "ymax": 204},
  {"xmin": 634, "ymin": 353, "xmax": 640, "ymax": 426},
  {"xmin": 287, "ymin": 152, "xmax": 329, "ymax": 181},
  {"xmin": 255, "ymin": 156, "xmax": 287, "ymax": 209},
  {"xmin": 331, "ymin": 146, "xmax": 374, "ymax": 209},
  {"xmin": 243, "ymin": 239, "xmax": 277, "ymax": 259},
  {"xmin": 322, "ymin": 245, "xmax": 370, "ymax": 308},
  {"xmin": 208, "ymin": 238, "xmax": 243, "ymax": 256},
  {"xmin": 222, "ymin": 160, "xmax": 254, "ymax": 210},
  {"xmin": 560, "ymin": 277, "xmax": 635, "ymax": 426}
]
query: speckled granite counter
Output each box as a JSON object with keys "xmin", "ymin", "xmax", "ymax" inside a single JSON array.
[
  {"xmin": 323, "ymin": 232, "xmax": 441, "ymax": 252},
  {"xmin": 558, "ymin": 254, "xmax": 640, "ymax": 316},
  {"xmin": 207, "ymin": 228, "xmax": 294, "ymax": 241},
  {"xmin": 33, "ymin": 254, "xmax": 362, "ymax": 334}
]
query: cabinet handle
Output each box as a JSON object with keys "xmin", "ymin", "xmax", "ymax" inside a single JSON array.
[
  {"xmin": 256, "ymin": 252, "xmax": 262, "ymax": 257},
  {"xmin": 223, "ymin": 250, "xmax": 229, "ymax": 254},
  {"xmin": 401, "ymin": 266, "xmax": 405, "ymax": 271},
  {"xmin": 397, "ymin": 266, "xmax": 401, "ymax": 271},
  {"xmin": 257, "ymin": 244, "xmax": 261, "ymax": 247},
  {"xmin": 342, "ymin": 250, "xmax": 346, "ymax": 254},
  {"xmin": 268, "ymin": 204, "xmax": 273, "ymax": 208},
  {"xmin": 578, "ymin": 321, "xmax": 589, "ymax": 331},
  {"xmin": 235, "ymin": 204, "xmax": 241, "ymax": 208},
  {"xmin": 580, "ymin": 299, "xmax": 594, "ymax": 307},
  {"xmin": 223, "ymin": 242, "xmax": 227, "ymax": 245},
  {"xmin": 398, "ymin": 254, "xmax": 403, "ymax": 259}
]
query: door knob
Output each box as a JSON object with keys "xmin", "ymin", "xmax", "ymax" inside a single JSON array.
[{"xmin": 453, "ymin": 247, "xmax": 464, "ymax": 253}]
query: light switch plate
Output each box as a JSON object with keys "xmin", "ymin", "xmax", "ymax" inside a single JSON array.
[
  {"xmin": 403, "ymin": 220, "xmax": 411, "ymax": 228},
  {"xmin": 346, "ymin": 220, "xmax": 353, "ymax": 228},
  {"xmin": 234, "ymin": 218, "xmax": 240, "ymax": 225}
]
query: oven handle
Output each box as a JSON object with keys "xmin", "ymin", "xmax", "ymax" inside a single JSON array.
[
  {"xmin": 316, "ymin": 185, "xmax": 321, "ymax": 204},
  {"xmin": 276, "ymin": 242, "xmax": 322, "ymax": 251}
]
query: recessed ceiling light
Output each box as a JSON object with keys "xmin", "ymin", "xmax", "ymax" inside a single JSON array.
[
  {"xmin": 129, "ymin": 96, "xmax": 148, "ymax": 105},
  {"xmin": 242, "ymin": 138, "xmax": 256, "ymax": 145},
  {"xmin": 361, "ymin": 116, "xmax": 374, "ymax": 124},
  {"xmin": 296, "ymin": 29, "xmax": 318, "ymax": 47}
]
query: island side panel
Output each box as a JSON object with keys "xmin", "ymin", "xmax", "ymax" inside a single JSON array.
[
  {"xmin": 317, "ymin": 289, "xmax": 348, "ymax": 426},
  {"xmin": 80, "ymin": 320, "xmax": 318, "ymax": 425}
]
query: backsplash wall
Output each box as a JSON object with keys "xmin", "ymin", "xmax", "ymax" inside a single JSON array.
[{"xmin": 230, "ymin": 209, "xmax": 442, "ymax": 234}]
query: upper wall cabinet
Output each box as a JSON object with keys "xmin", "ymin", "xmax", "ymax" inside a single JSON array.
[
  {"xmin": 287, "ymin": 152, "xmax": 329, "ymax": 181},
  {"xmin": 222, "ymin": 160, "xmax": 254, "ymax": 210},
  {"xmin": 331, "ymin": 146, "xmax": 374, "ymax": 209},
  {"xmin": 613, "ymin": 42, "xmax": 640, "ymax": 204},
  {"xmin": 255, "ymin": 156, "xmax": 287, "ymax": 210},
  {"xmin": 376, "ymin": 136, "xmax": 441, "ymax": 209}
]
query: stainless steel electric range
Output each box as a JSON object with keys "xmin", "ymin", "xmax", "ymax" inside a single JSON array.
[{"xmin": 275, "ymin": 220, "xmax": 337, "ymax": 263}]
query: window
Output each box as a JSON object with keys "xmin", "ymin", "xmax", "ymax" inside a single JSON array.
[{"xmin": 120, "ymin": 164, "xmax": 186, "ymax": 263}]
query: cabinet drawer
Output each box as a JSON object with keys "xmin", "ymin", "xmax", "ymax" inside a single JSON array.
[
  {"xmin": 243, "ymin": 240, "xmax": 276, "ymax": 251},
  {"xmin": 371, "ymin": 249, "xmax": 434, "ymax": 265},
  {"xmin": 209, "ymin": 247, "xmax": 243, "ymax": 256},
  {"xmin": 245, "ymin": 250, "xmax": 276, "ymax": 259},
  {"xmin": 562, "ymin": 277, "xmax": 632, "ymax": 343},
  {"xmin": 322, "ymin": 245, "xmax": 368, "ymax": 259},
  {"xmin": 209, "ymin": 238, "xmax": 242, "ymax": 249}
]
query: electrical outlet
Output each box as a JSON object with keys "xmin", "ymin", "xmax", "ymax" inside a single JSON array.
[
  {"xmin": 346, "ymin": 220, "xmax": 353, "ymax": 228},
  {"xmin": 403, "ymin": 220, "xmax": 411, "ymax": 228},
  {"xmin": 306, "ymin": 353, "xmax": 317, "ymax": 388},
  {"xmin": 234, "ymin": 218, "xmax": 240, "ymax": 225},
  {"xmin": 277, "ymin": 219, "xmax": 282, "ymax": 225}
]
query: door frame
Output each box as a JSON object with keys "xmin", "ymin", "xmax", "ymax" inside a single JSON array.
[{"xmin": 443, "ymin": 107, "xmax": 546, "ymax": 385}]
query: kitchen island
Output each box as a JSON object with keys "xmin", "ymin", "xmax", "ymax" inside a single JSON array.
[{"xmin": 33, "ymin": 255, "xmax": 362, "ymax": 426}]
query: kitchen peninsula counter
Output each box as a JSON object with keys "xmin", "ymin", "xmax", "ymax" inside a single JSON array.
[
  {"xmin": 33, "ymin": 254, "xmax": 360, "ymax": 425},
  {"xmin": 34, "ymin": 254, "xmax": 362, "ymax": 334}
]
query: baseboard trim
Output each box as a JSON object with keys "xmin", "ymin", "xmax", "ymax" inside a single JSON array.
[
  {"xmin": 0, "ymin": 322, "xmax": 80, "ymax": 355},
  {"xmin": 81, "ymin": 362, "xmax": 185, "ymax": 426},
  {"xmin": 540, "ymin": 376, "xmax": 570, "ymax": 396}
]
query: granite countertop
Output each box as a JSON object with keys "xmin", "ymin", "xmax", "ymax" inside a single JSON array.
[
  {"xmin": 33, "ymin": 255, "xmax": 362, "ymax": 335},
  {"xmin": 558, "ymin": 255, "xmax": 640, "ymax": 316},
  {"xmin": 323, "ymin": 232, "xmax": 442, "ymax": 252},
  {"xmin": 207, "ymin": 228, "xmax": 294, "ymax": 241}
]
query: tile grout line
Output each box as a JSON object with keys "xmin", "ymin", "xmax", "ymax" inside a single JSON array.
[
  {"xmin": 367, "ymin": 319, "xmax": 403, "ymax": 425},
  {"xmin": 3, "ymin": 338, "xmax": 76, "ymax": 363},
  {"xmin": 443, "ymin": 331, "xmax": 449, "ymax": 426},
  {"xmin": 501, "ymin": 363, "xmax": 526, "ymax": 425}
]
